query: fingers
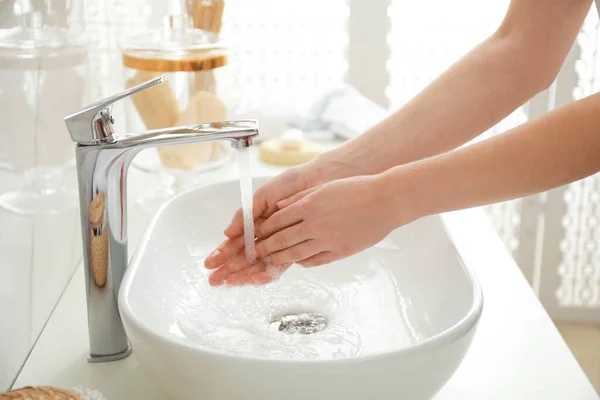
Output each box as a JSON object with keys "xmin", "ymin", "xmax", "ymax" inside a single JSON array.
[
  {"xmin": 210, "ymin": 247, "xmax": 330, "ymax": 287},
  {"xmin": 227, "ymin": 262, "xmax": 293, "ymax": 286},
  {"xmin": 264, "ymin": 263, "xmax": 292, "ymax": 280},
  {"xmin": 297, "ymin": 251, "xmax": 335, "ymax": 268},
  {"xmin": 223, "ymin": 207, "xmax": 245, "ymax": 238},
  {"xmin": 277, "ymin": 187, "xmax": 319, "ymax": 209},
  {"xmin": 251, "ymin": 263, "xmax": 292, "ymax": 285},
  {"xmin": 208, "ymin": 251, "xmax": 253, "ymax": 286},
  {"xmin": 225, "ymin": 262, "xmax": 266, "ymax": 286},
  {"xmin": 211, "ymin": 257, "xmax": 293, "ymax": 287},
  {"xmin": 205, "ymin": 218, "xmax": 267, "ymax": 269},
  {"xmin": 255, "ymin": 206, "xmax": 303, "ymax": 241},
  {"xmin": 268, "ymin": 240, "xmax": 322, "ymax": 265},
  {"xmin": 255, "ymin": 223, "xmax": 309, "ymax": 258},
  {"xmin": 224, "ymin": 171, "xmax": 310, "ymax": 238},
  {"xmin": 204, "ymin": 235, "xmax": 245, "ymax": 269}
]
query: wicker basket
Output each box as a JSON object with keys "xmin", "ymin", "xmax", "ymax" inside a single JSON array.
[{"xmin": 0, "ymin": 386, "xmax": 82, "ymax": 400}]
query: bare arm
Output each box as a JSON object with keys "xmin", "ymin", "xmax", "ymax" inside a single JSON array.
[
  {"xmin": 320, "ymin": 0, "xmax": 592, "ymax": 180},
  {"xmin": 206, "ymin": 82, "xmax": 600, "ymax": 285},
  {"xmin": 207, "ymin": 88, "xmax": 600, "ymax": 284},
  {"xmin": 383, "ymin": 91, "xmax": 600, "ymax": 223},
  {"xmin": 213, "ymin": 90, "xmax": 600, "ymax": 281}
]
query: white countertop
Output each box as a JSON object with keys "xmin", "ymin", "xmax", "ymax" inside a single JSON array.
[{"xmin": 12, "ymin": 146, "xmax": 599, "ymax": 399}]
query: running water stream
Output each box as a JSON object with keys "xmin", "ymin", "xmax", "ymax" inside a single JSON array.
[{"xmin": 237, "ymin": 147, "xmax": 257, "ymax": 264}]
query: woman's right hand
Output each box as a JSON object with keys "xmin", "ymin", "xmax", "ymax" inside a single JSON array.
[{"xmin": 203, "ymin": 154, "xmax": 345, "ymax": 271}]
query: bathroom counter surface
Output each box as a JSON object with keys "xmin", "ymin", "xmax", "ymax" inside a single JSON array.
[{"xmin": 13, "ymin": 146, "xmax": 598, "ymax": 399}]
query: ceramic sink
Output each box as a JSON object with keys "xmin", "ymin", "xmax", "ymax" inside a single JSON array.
[{"xmin": 119, "ymin": 176, "xmax": 483, "ymax": 400}]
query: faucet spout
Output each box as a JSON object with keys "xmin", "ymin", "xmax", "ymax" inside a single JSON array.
[
  {"xmin": 119, "ymin": 120, "xmax": 258, "ymax": 149},
  {"xmin": 65, "ymin": 75, "xmax": 259, "ymax": 362},
  {"xmin": 231, "ymin": 138, "xmax": 254, "ymax": 149}
]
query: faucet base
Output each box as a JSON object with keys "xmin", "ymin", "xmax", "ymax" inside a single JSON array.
[{"xmin": 87, "ymin": 343, "xmax": 133, "ymax": 363}]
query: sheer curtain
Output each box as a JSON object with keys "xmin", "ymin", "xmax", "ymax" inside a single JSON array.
[{"xmin": 221, "ymin": 0, "xmax": 349, "ymax": 110}]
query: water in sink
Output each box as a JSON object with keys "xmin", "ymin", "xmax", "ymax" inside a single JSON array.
[{"xmin": 172, "ymin": 245, "xmax": 426, "ymax": 361}]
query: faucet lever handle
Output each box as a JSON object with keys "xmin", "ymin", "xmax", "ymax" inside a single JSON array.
[{"xmin": 64, "ymin": 74, "xmax": 166, "ymax": 145}]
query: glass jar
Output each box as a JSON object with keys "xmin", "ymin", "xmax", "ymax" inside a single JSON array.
[
  {"xmin": 121, "ymin": 13, "xmax": 235, "ymax": 211},
  {"xmin": 0, "ymin": 47, "xmax": 87, "ymax": 174},
  {"xmin": 0, "ymin": 0, "xmax": 84, "ymax": 37},
  {"xmin": 0, "ymin": 0, "xmax": 88, "ymax": 210}
]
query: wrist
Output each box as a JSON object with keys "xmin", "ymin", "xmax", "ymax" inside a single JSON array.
[
  {"xmin": 308, "ymin": 151, "xmax": 361, "ymax": 186},
  {"xmin": 377, "ymin": 164, "xmax": 436, "ymax": 227}
]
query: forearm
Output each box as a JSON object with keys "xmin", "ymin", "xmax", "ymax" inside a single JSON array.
[
  {"xmin": 385, "ymin": 92, "xmax": 600, "ymax": 220},
  {"xmin": 316, "ymin": 0, "xmax": 591, "ymax": 183},
  {"xmin": 320, "ymin": 34, "xmax": 548, "ymax": 179}
]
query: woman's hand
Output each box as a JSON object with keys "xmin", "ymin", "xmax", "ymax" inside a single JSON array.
[
  {"xmin": 203, "ymin": 154, "xmax": 356, "ymax": 272},
  {"xmin": 203, "ymin": 163, "xmax": 319, "ymax": 272},
  {"xmin": 207, "ymin": 173, "xmax": 419, "ymax": 286}
]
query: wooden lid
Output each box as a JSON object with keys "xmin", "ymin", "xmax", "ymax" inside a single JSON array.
[{"xmin": 122, "ymin": 50, "xmax": 228, "ymax": 72}]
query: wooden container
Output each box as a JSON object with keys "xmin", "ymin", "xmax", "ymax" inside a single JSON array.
[{"xmin": 121, "ymin": 14, "xmax": 233, "ymax": 173}]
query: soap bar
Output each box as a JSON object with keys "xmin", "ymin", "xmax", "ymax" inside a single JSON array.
[
  {"xmin": 259, "ymin": 136, "xmax": 321, "ymax": 166},
  {"xmin": 279, "ymin": 129, "xmax": 304, "ymax": 150},
  {"xmin": 157, "ymin": 90, "xmax": 228, "ymax": 171},
  {"xmin": 126, "ymin": 71, "xmax": 180, "ymax": 130}
]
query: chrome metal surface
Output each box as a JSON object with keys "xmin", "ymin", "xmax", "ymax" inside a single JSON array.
[
  {"xmin": 64, "ymin": 75, "xmax": 165, "ymax": 145},
  {"xmin": 64, "ymin": 76, "xmax": 259, "ymax": 362},
  {"xmin": 87, "ymin": 343, "xmax": 133, "ymax": 363},
  {"xmin": 231, "ymin": 137, "xmax": 253, "ymax": 149},
  {"xmin": 270, "ymin": 313, "xmax": 328, "ymax": 335}
]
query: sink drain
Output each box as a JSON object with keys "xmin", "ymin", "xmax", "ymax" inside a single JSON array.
[{"xmin": 270, "ymin": 313, "xmax": 328, "ymax": 335}]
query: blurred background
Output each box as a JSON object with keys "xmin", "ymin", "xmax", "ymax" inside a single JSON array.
[{"xmin": 1, "ymin": 0, "xmax": 600, "ymax": 392}]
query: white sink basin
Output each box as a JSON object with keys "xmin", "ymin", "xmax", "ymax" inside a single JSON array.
[{"xmin": 119, "ymin": 177, "xmax": 483, "ymax": 400}]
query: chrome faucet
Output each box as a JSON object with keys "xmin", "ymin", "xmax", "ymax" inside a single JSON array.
[{"xmin": 64, "ymin": 75, "xmax": 258, "ymax": 363}]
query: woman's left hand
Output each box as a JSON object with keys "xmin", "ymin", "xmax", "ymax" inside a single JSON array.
[{"xmin": 208, "ymin": 174, "xmax": 416, "ymax": 286}]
